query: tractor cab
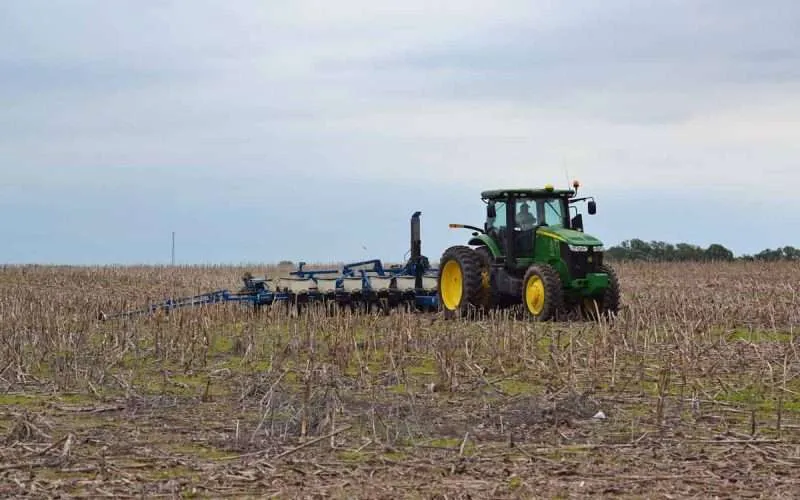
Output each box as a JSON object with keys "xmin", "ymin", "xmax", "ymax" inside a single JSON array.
[{"xmin": 479, "ymin": 184, "xmax": 598, "ymax": 269}]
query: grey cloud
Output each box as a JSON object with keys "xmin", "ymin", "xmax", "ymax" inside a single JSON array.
[
  {"xmin": 1, "ymin": 1, "xmax": 799, "ymax": 189},
  {"xmin": 340, "ymin": 0, "xmax": 800, "ymax": 124},
  {"xmin": 384, "ymin": 1, "xmax": 800, "ymax": 71},
  {"xmin": 0, "ymin": 59, "xmax": 189, "ymax": 100}
]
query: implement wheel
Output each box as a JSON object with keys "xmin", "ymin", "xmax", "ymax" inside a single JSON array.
[
  {"xmin": 522, "ymin": 264, "xmax": 563, "ymax": 321},
  {"xmin": 438, "ymin": 245, "xmax": 486, "ymax": 319},
  {"xmin": 581, "ymin": 263, "xmax": 621, "ymax": 320}
]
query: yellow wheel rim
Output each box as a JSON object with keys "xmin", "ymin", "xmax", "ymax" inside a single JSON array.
[
  {"xmin": 525, "ymin": 275, "xmax": 545, "ymax": 315},
  {"xmin": 440, "ymin": 260, "xmax": 463, "ymax": 310}
]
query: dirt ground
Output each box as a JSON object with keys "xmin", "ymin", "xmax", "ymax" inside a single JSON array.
[{"xmin": 1, "ymin": 262, "xmax": 799, "ymax": 498}]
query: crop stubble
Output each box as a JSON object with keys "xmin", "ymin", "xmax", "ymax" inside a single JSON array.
[{"xmin": 0, "ymin": 261, "xmax": 799, "ymax": 498}]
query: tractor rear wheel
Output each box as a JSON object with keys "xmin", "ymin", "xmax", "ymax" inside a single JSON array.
[
  {"xmin": 473, "ymin": 246, "xmax": 493, "ymax": 311},
  {"xmin": 522, "ymin": 264, "xmax": 563, "ymax": 321},
  {"xmin": 438, "ymin": 245, "xmax": 486, "ymax": 319},
  {"xmin": 581, "ymin": 263, "xmax": 621, "ymax": 320}
]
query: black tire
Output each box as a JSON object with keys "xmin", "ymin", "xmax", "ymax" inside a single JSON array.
[
  {"xmin": 438, "ymin": 245, "xmax": 485, "ymax": 319},
  {"xmin": 521, "ymin": 264, "xmax": 564, "ymax": 321},
  {"xmin": 473, "ymin": 246, "xmax": 494, "ymax": 311},
  {"xmin": 581, "ymin": 263, "xmax": 621, "ymax": 320}
]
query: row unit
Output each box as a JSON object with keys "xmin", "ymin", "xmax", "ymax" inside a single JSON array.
[{"xmin": 269, "ymin": 274, "xmax": 439, "ymax": 295}]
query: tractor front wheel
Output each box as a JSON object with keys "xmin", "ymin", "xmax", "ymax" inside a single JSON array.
[
  {"xmin": 522, "ymin": 264, "xmax": 563, "ymax": 321},
  {"xmin": 438, "ymin": 245, "xmax": 486, "ymax": 319}
]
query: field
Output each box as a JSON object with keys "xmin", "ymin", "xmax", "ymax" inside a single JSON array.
[{"xmin": 1, "ymin": 261, "xmax": 799, "ymax": 498}]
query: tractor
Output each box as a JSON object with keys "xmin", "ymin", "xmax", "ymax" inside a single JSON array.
[{"xmin": 437, "ymin": 181, "xmax": 620, "ymax": 321}]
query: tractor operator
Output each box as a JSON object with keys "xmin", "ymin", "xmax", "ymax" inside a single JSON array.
[{"xmin": 517, "ymin": 202, "xmax": 537, "ymax": 229}]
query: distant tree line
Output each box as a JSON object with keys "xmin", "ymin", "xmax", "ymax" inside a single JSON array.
[{"xmin": 605, "ymin": 239, "xmax": 800, "ymax": 262}]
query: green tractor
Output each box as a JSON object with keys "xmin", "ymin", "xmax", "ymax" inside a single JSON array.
[{"xmin": 437, "ymin": 181, "xmax": 620, "ymax": 321}]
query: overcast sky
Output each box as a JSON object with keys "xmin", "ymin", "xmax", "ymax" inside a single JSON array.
[{"xmin": 2, "ymin": 1, "xmax": 799, "ymax": 264}]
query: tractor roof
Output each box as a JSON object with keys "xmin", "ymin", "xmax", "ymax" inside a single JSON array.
[{"xmin": 481, "ymin": 187, "xmax": 575, "ymax": 200}]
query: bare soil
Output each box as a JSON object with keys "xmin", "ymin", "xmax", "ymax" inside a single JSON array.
[{"xmin": 1, "ymin": 261, "xmax": 799, "ymax": 498}]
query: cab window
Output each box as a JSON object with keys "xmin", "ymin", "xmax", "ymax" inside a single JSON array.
[
  {"xmin": 487, "ymin": 201, "xmax": 507, "ymax": 231},
  {"xmin": 540, "ymin": 199, "xmax": 565, "ymax": 227}
]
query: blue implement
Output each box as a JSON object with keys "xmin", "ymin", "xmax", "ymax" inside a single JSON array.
[{"xmin": 99, "ymin": 212, "xmax": 442, "ymax": 320}]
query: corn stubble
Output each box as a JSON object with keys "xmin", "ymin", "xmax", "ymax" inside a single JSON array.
[{"xmin": 0, "ymin": 261, "xmax": 799, "ymax": 498}]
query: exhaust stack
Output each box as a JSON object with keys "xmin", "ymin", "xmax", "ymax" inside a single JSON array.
[{"xmin": 410, "ymin": 211, "xmax": 423, "ymax": 289}]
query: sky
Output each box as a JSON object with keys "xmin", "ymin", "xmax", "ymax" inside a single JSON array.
[{"xmin": 1, "ymin": 0, "xmax": 799, "ymax": 265}]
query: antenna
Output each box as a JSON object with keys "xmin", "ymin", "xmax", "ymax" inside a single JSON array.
[
  {"xmin": 563, "ymin": 157, "xmax": 570, "ymax": 190},
  {"xmin": 171, "ymin": 231, "xmax": 175, "ymax": 266}
]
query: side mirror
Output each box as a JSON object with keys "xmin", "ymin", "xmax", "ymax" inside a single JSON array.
[
  {"xmin": 588, "ymin": 200, "xmax": 596, "ymax": 215},
  {"xmin": 487, "ymin": 202, "xmax": 496, "ymax": 219},
  {"xmin": 571, "ymin": 214, "xmax": 584, "ymax": 232}
]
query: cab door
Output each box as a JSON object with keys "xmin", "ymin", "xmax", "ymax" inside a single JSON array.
[{"xmin": 511, "ymin": 198, "xmax": 537, "ymax": 261}]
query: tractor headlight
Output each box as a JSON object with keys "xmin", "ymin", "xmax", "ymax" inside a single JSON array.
[
  {"xmin": 594, "ymin": 245, "xmax": 605, "ymax": 252},
  {"xmin": 568, "ymin": 245, "xmax": 588, "ymax": 252}
]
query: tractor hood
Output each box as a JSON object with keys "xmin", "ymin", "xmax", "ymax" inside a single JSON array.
[{"xmin": 537, "ymin": 226, "xmax": 603, "ymax": 247}]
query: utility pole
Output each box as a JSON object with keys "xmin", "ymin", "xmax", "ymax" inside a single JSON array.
[{"xmin": 171, "ymin": 231, "xmax": 175, "ymax": 266}]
